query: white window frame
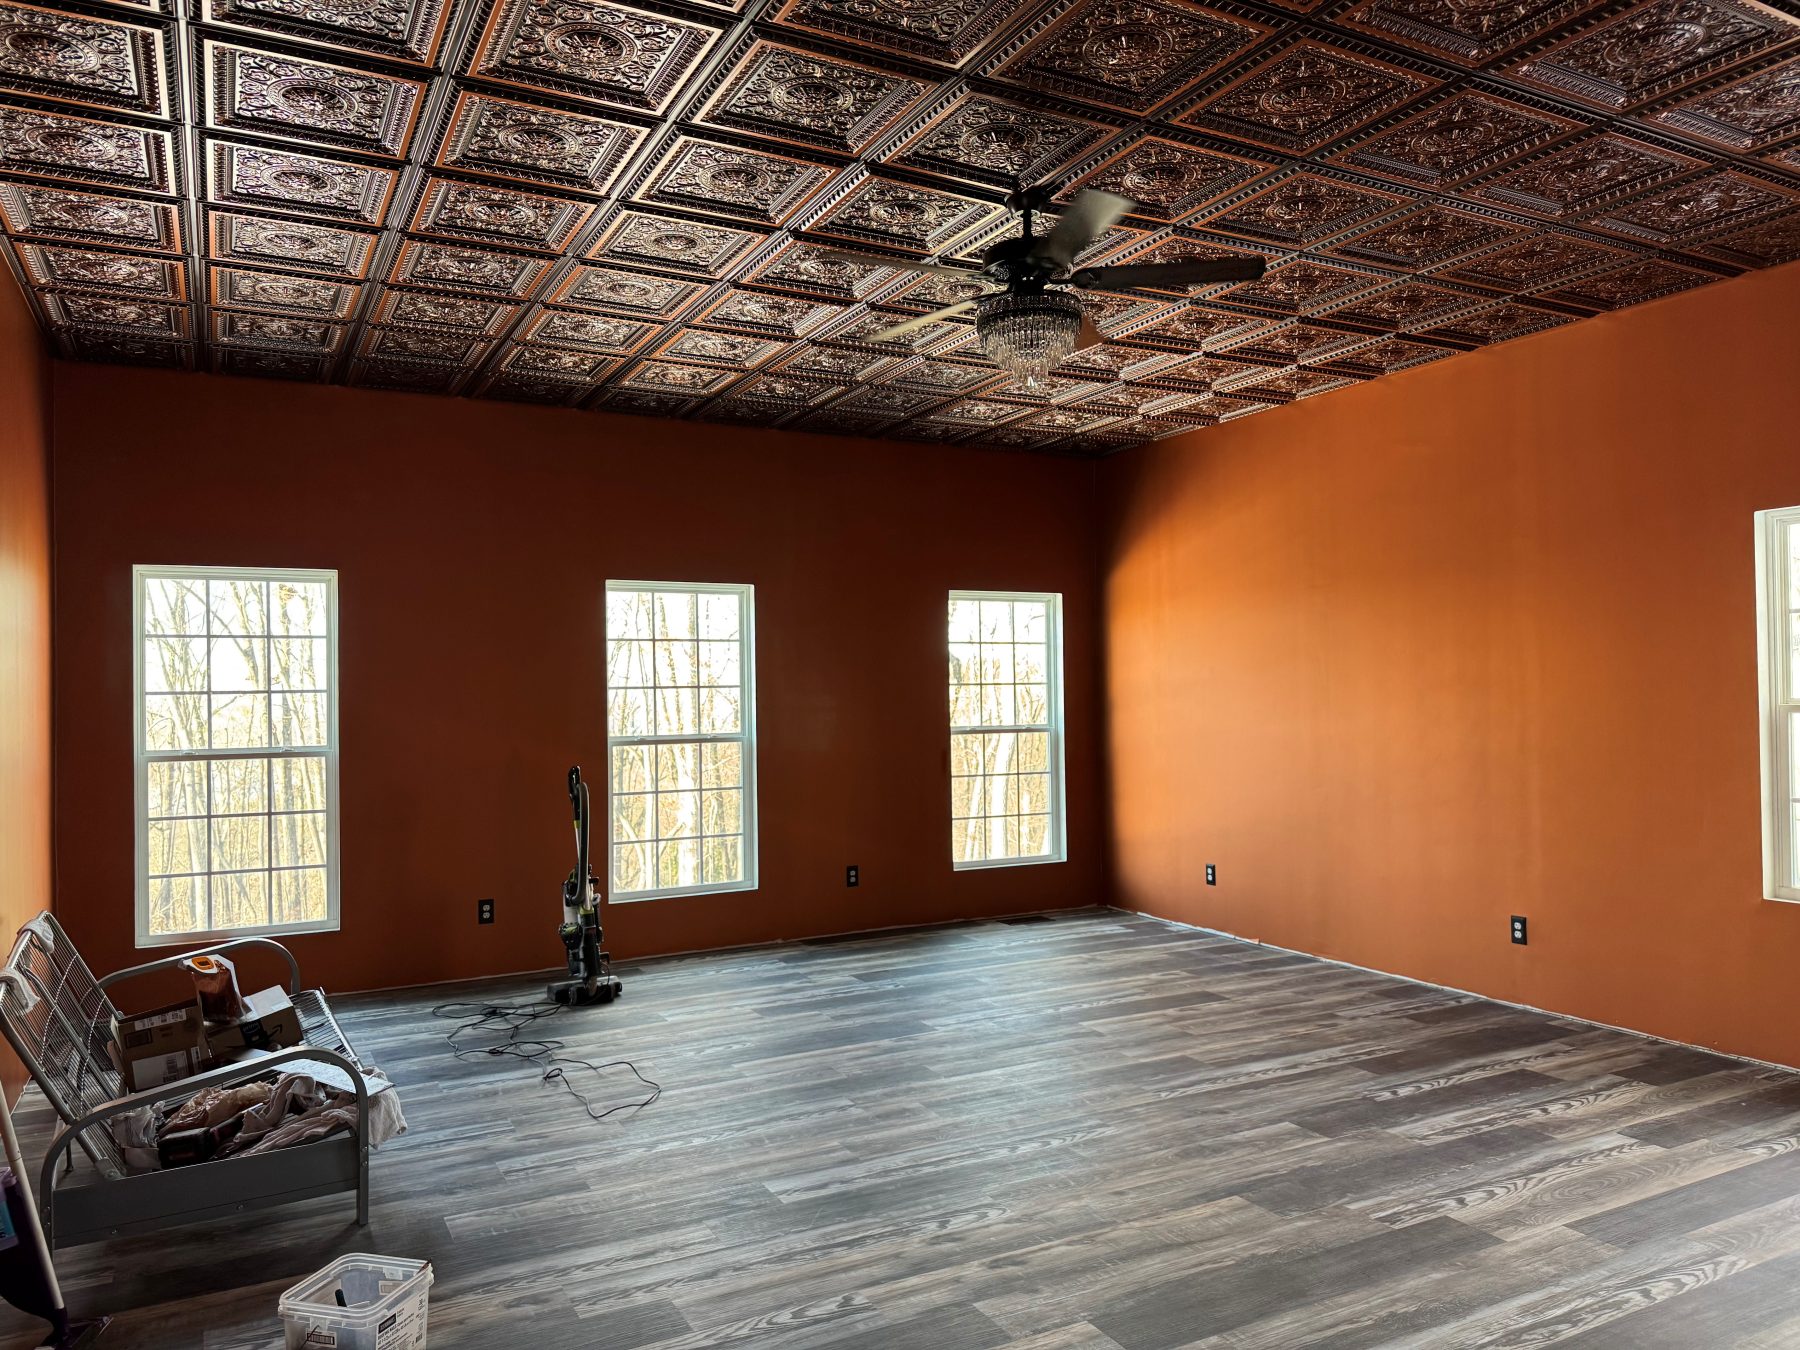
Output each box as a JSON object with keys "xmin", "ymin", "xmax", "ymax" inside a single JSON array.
[
  {"xmin": 604, "ymin": 580, "xmax": 759, "ymax": 902},
  {"xmin": 132, "ymin": 564, "xmax": 342, "ymax": 947},
  {"xmin": 949, "ymin": 589, "xmax": 1067, "ymax": 871},
  {"xmin": 1756, "ymin": 508, "xmax": 1800, "ymax": 903}
]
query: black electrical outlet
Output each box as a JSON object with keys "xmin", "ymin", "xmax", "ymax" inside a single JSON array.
[
  {"xmin": 478, "ymin": 898, "xmax": 495, "ymax": 925},
  {"xmin": 1511, "ymin": 915, "xmax": 1527, "ymax": 945},
  {"xmin": 1205, "ymin": 864, "xmax": 1217, "ymax": 886},
  {"xmin": 846, "ymin": 865, "xmax": 859, "ymax": 888}
]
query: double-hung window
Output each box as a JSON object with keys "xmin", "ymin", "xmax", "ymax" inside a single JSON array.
[
  {"xmin": 949, "ymin": 590, "xmax": 1066, "ymax": 868},
  {"xmin": 605, "ymin": 582, "xmax": 757, "ymax": 899},
  {"xmin": 134, "ymin": 566, "xmax": 339, "ymax": 945},
  {"xmin": 1756, "ymin": 507, "xmax": 1800, "ymax": 902}
]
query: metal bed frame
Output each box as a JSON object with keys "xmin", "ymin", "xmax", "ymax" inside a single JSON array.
[{"xmin": 0, "ymin": 912, "xmax": 370, "ymax": 1249}]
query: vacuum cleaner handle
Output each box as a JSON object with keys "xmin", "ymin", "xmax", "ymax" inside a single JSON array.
[{"xmin": 568, "ymin": 764, "xmax": 582, "ymax": 817}]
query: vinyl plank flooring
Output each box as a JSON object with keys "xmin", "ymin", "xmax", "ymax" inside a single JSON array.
[{"xmin": 3, "ymin": 907, "xmax": 1798, "ymax": 1349}]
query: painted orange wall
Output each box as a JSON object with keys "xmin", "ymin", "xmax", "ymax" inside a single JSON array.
[
  {"xmin": 0, "ymin": 279, "xmax": 53, "ymax": 1097},
  {"xmin": 49, "ymin": 365, "xmax": 1102, "ymax": 996},
  {"xmin": 1101, "ymin": 258, "xmax": 1800, "ymax": 1067}
]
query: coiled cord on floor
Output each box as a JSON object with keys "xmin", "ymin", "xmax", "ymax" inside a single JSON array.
[{"xmin": 430, "ymin": 999, "xmax": 661, "ymax": 1121}]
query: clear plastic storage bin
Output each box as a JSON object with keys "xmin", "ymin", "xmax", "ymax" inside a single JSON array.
[{"xmin": 279, "ymin": 1253, "xmax": 433, "ymax": 1350}]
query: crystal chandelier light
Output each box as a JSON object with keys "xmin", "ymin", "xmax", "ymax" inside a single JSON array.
[{"xmin": 976, "ymin": 290, "xmax": 1085, "ymax": 388}]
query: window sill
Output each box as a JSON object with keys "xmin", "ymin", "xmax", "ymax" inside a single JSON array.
[
  {"xmin": 136, "ymin": 919, "xmax": 340, "ymax": 949},
  {"xmin": 953, "ymin": 855, "xmax": 1068, "ymax": 872},
  {"xmin": 609, "ymin": 881, "xmax": 758, "ymax": 904}
]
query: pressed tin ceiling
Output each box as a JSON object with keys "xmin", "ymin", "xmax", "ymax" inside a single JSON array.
[{"xmin": 0, "ymin": 0, "xmax": 1797, "ymax": 454}]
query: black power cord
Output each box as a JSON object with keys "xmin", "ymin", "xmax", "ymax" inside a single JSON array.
[{"xmin": 430, "ymin": 999, "xmax": 661, "ymax": 1121}]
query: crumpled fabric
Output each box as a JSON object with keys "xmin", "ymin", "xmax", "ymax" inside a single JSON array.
[
  {"xmin": 107, "ymin": 1104, "xmax": 166, "ymax": 1172},
  {"xmin": 217, "ymin": 1069, "xmax": 406, "ymax": 1158},
  {"xmin": 161, "ymin": 1080, "xmax": 272, "ymax": 1137}
]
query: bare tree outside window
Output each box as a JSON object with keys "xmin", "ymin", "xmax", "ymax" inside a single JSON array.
[
  {"xmin": 606, "ymin": 583, "xmax": 757, "ymax": 899},
  {"xmin": 136, "ymin": 567, "xmax": 338, "ymax": 943},
  {"xmin": 949, "ymin": 592, "xmax": 1065, "ymax": 868}
]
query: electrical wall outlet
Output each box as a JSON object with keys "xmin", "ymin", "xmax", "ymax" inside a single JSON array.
[
  {"xmin": 846, "ymin": 865, "xmax": 859, "ymax": 888},
  {"xmin": 1511, "ymin": 915, "xmax": 1527, "ymax": 945},
  {"xmin": 478, "ymin": 898, "xmax": 495, "ymax": 925},
  {"xmin": 1205, "ymin": 864, "xmax": 1216, "ymax": 886}
]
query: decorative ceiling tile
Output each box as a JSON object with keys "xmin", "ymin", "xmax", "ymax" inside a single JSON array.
[
  {"xmin": 42, "ymin": 290, "xmax": 185, "ymax": 334},
  {"xmin": 820, "ymin": 382, "xmax": 941, "ymax": 418},
  {"xmin": 726, "ymin": 370, "xmax": 843, "ymax": 405},
  {"xmin": 1471, "ymin": 132, "xmax": 1700, "ymax": 216},
  {"xmin": 366, "ymin": 326, "xmax": 486, "ymax": 364},
  {"xmin": 207, "ymin": 211, "xmax": 375, "ymax": 277},
  {"xmin": 1510, "ymin": 0, "xmax": 1800, "ymax": 110},
  {"xmin": 1238, "ymin": 365, "xmax": 1352, "ymax": 397},
  {"xmin": 391, "ymin": 239, "xmax": 550, "ymax": 295},
  {"xmin": 0, "ymin": 105, "xmax": 176, "ymax": 191},
  {"xmin": 1339, "ymin": 0, "xmax": 1599, "ymax": 63},
  {"xmin": 1650, "ymin": 57, "xmax": 1800, "ymax": 149},
  {"xmin": 212, "ymin": 308, "xmax": 344, "ymax": 350},
  {"xmin": 202, "ymin": 42, "xmax": 424, "ymax": 158},
  {"xmin": 210, "ymin": 264, "xmax": 356, "ymax": 314},
  {"xmin": 748, "ymin": 241, "xmax": 897, "ymax": 299},
  {"xmin": 586, "ymin": 208, "xmax": 763, "ymax": 276},
  {"xmin": 550, "ymin": 261, "xmax": 704, "ymax": 315},
  {"xmin": 998, "ymin": 0, "xmax": 1272, "ymax": 114},
  {"xmin": 1331, "ymin": 91, "xmax": 1578, "ymax": 187},
  {"xmin": 1699, "ymin": 210, "xmax": 1800, "ymax": 264},
  {"xmin": 805, "ymin": 174, "xmax": 1001, "ymax": 253},
  {"xmin": 1327, "ymin": 202, "xmax": 1516, "ymax": 266},
  {"xmin": 696, "ymin": 39, "xmax": 927, "ymax": 154},
  {"xmin": 1019, "ymin": 403, "xmax": 1125, "ymax": 434},
  {"xmin": 1422, "ymin": 298, "xmax": 1573, "ymax": 342},
  {"xmin": 1066, "ymin": 136, "xmax": 1265, "ymax": 221},
  {"xmin": 1221, "ymin": 256, "xmax": 1386, "ymax": 310},
  {"xmin": 885, "ymin": 354, "xmax": 1000, "ymax": 391},
  {"xmin": 215, "ymin": 347, "xmax": 328, "ymax": 379},
  {"xmin": 1214, "ymin": 318, "xmax": 1367, "ymax": 362},
  {"xmin": 1537, "ymin": 254, "xmax": 1715, "ymax": 306},
  {"xmin": 592, "ymin": 385, "xmax": 697, "ymax": 415},
  {"xmin": 372, "ymin": 287, "xmax": 516, "ymax": 332},
  {"xmin": 435, "ymin": 92, "xmax": 646, "ymax": 190},
  {"xmin": 769, "ymin": 0, "xmax": 1016, "ymax": 67},
  {"xmin": 206, "ymin": 141, "xmax": 396, "ymax": 224},
  {"xmin": 694, "ymin": 287, "xmax": 839, "ymax": 338},
  {"xmin": 409, "ymin": 177, "xmax": 591, "ymax": 249},
  {"xmin": 888, "ymin": 269, "xmax": 990, "ymax": 308},
  {"xmin": 619, "ymin": 358, "xmax": 736, "ymax": 393},
  {"xmin": 769, "ymin": 343, "xmax": 893, "ymax": 382},
  {"xmin": 471, "ymin": 0, "xmax": 721, "ymax": 114},
  {"xmin": 1323, "ymin": 334, "xmax": 1454, "ymax": 374},
  {"xmin": 1321, "ymin": 278, "xmax": 1482, "ymax": 328},
  {"xmin": 16, "ymin": 242, "xmax": 185, "ymax": 295},
  {"xmin": 476, "ymin": 372, "xmax": 592, "ymax": 404},
  {"xmin": 1114, "ymin": 303, "xmax": 1268, "ymax": 350},
  {"xmin": 499, "ymin": 342, "xmax": 613, "ymax": 380},
  {"xmin": 1175, "ymin": 40, "xmax": 1433, "ymax": 153},
  {"xmin": 0, "ymin": 1, "xmax": 167, "ymax": 114},
  {"xmin": 350, "ymin": 354, "xmax": 468, "ymax": 393},
  {"xmin": 1585, "ymin": 167, "xmax": 1797, "ymax": 240},
  {"xmin": 198, "ymin": 0, "xmax": 450, "ymax": 65},
  {"xmin": 520, "ymin": 307, "xmax": 651, "ymax": 351},
  {"xmin": 887, "ymin": 92, "xmax": 1112, "ymax": 189},
  {"xmin": 58, "ymin": 330, "xmax": 189, "ymax": 364},
  {"xmin": 633, "ymin": 136, "xmax": 835, "ymax": 226},
  {"xmin": 1443, "ymin": 230, "xmax": 1632, "ymax": 286},
  {"xmin": 1133, "ymin": 350, "xmax": 1257, "ymax": 385},
  {"xmin": 656, "ymin": 326, "xmax": 781, "ymax": 365},
  {"xmin": 1198, "ymin": 172, "xmax": 1405, "ymax": 246},
  {"xmin": 0, "ymin": 183, "xmax": 179, "ymax": 250}
]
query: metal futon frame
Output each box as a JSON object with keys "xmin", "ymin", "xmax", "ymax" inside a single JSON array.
[{"xmin": 0, "ymin": 913, "xmax": 370, "ymax": 1248}]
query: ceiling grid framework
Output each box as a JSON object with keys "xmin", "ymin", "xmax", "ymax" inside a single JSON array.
[{"xmin": 0, "ymin": 0, "xmax": 1795, "ymax": 454}]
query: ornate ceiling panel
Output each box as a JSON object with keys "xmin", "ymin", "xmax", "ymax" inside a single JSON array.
[{"xmin": 0, "ymin": 0, "xmax": 1793, "ymax": 455}]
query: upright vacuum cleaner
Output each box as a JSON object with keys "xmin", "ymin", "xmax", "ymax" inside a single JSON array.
[{"xmin": 549, "ymin": 765, "xmax": 622, "ymax": 1007}]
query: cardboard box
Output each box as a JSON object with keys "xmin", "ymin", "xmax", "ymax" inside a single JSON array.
[
  {"xmin": 207, "ymin": 986, "xmax": 302, "ymax": 1057},
  {"xmin": 111, "ymin": 998, "xmax": 206, "ymax": 1092}
]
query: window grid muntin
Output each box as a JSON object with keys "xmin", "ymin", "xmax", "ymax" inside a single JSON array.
[
  {"xmin": 606, "ymin": 582, "xmax": 757, "ymax": 901},
  {"xmin": 949, "ymin": 590, "xmax": 1066, "ymax": 870},
  {"xmin": 134, "ymin": 566, "xmax": 339, "ymax": 946}
]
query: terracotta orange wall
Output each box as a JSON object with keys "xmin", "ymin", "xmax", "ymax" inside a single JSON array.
[
  {"xmin": 49, "ymin": 364, "xmax": 1101, "ymax": 995},
  {"xmin": 0, "ymin": 279, "xmax": 53, "ymax": 1097},
  {"xmin": 1101, "ymin": 258, "xmax": 1800, "ymax": 1067}
]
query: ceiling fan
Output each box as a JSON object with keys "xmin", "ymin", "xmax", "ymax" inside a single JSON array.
[{"xmin": 818, "ymin": 184, "xmax": 1267, "ymax": 387}]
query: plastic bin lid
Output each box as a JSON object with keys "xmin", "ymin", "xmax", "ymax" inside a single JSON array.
[{"xmin": 279, "ymin": 1253, "xmax": 434, "ymax": 1317}]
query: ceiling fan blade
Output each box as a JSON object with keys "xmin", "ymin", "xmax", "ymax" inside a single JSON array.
[
  {"xmin": 868, "ymin": 299, "xmax": 977, "ymax": 342},
  {"xmin": 1075, "ymin": 311, "xmax": 1102, "ymax": 351},
  {"xmin": 1068, "ymin": 258, "xmax": 1268, "ymax": 291},
  {"xmin": 811, "ymin": 249, "xmax": 982, "ymax": 280},
  {"xmin": 1034, "ymin": 190, "xmax": 1133, "ymax": 270}
]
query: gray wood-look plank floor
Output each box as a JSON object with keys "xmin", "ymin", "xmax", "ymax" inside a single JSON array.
[{"xmin": 5, "ymin": 906, "xmax": 1800, "ymax": 1349}]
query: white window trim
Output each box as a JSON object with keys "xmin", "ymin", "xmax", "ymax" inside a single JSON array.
[
  {"xmin": 605, "ymin": 579, "xmax": 759, "ymax": 903},
  {"xmin": 133, "ymin": 564, "xmax": 342, "ymax": 947},
  {"xmin": 950, "ymin": 588, "xmax": 1068, "ymax": 871},
  {"xmin": 1756, "ymin": 509, "xmax": 1800, "ymax": 903}
]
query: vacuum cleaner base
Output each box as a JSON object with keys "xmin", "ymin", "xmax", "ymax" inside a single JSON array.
[{"xmin": 548, "ymin": 977, "xmax": 621, "ymax": 1006}]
